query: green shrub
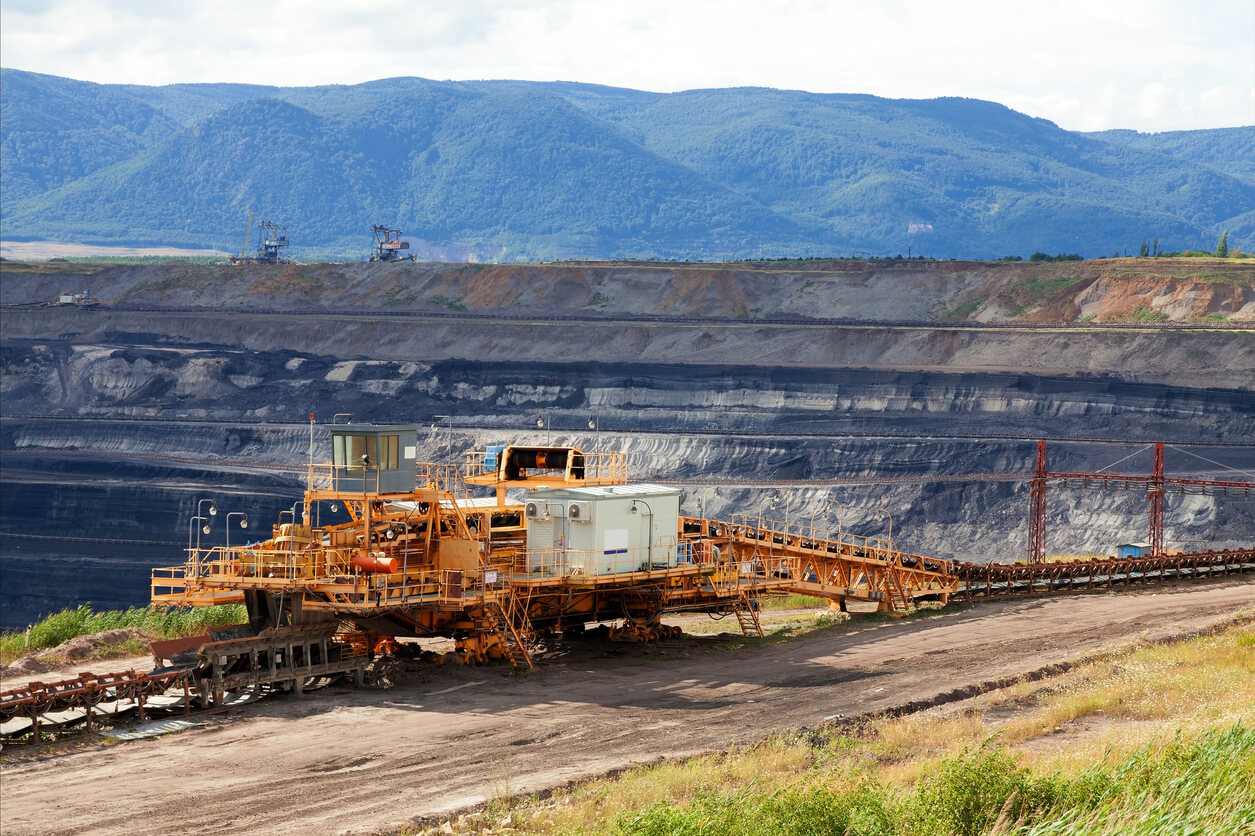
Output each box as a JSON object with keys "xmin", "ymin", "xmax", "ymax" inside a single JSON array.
[
  {"xmin": 1, "ymin": 603, "xmax": 247, "ymax": 663},
  {"xmin": 901, "ymin": 745, "xmax": 1060, "ymax": 836},
  {"xmin": 619, "ymin": 781, "xmax": 897, "ymax": 836}
]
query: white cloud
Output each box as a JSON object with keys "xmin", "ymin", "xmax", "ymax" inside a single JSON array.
[{"xmin": 1, "ymin": 0, "xmax": 1252, "ymax": 131}]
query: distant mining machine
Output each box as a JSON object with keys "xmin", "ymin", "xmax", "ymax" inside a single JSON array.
[
  {"xmin": 370, "ymin": 225, "xmax": 416, "ymax": 262},
  {"xmin": 256, "ymin": 221, "xmax": 292, "ymax": 264},
  {"xmin": 228, "ymin": 215, "xmax": 292, "ymax": 265}
]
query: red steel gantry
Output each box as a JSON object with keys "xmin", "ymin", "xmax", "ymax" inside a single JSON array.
[{"xmin": 1027, "ymin": 441, "xmax": 1252, "ymax": 562}]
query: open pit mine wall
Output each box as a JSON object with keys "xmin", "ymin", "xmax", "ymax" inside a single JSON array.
[{"xmin": 1, "ymin": 260, "xmax": 1253, "ymax": 628}]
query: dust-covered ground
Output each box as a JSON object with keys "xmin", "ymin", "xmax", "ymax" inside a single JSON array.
[{"xmin": 2, "ymin": 581, "xmax": 1252, "ymax": 836}]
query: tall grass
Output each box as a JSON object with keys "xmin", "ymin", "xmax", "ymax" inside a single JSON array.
[
  {"xmin": 616, "ymin": 727, "xmax": 1254, "ymax": 836},
  {"xmin": 759, "ymin": 594, "xmax": 830, "ymax": 610},
  {"xmin": 407, "ymin": 623, "xmax": 1255, "ymax": 836},
  {"xmin": 1, "ymin": 603, "xmax": 246, "ymax": 664}
]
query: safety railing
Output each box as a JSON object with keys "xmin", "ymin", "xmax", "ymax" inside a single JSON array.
[
  {"xmin": 151, "ymin": 563, "xmax": 190, "ymax": 600},
  {"xmin": 463, "ymin": 448, "xmax": 629, "ymax": 484},
  {"xmin": 724, "ymin": 514, "xmax": 951, "ymax": 575},
  {"xmin": 162, "ymin": 542, "xmax": 495, "ymax": 606},
  {"xmin": 304, "ymin": 461, "xmax": 460, "ymax": 495},
  {"xmin": 417, "ymin": 462, "xmax": 463, "ymax": 493}
]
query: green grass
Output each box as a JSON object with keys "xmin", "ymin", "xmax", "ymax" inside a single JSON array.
[
  {"xmin": 942, "ymin": 299, "xmax": 984, "ymax": 321},
  {"xmin": 758, "ymin": 594, "xmax": 829, "ymax": 610},
  {"xmin": 403, "ymin": 621, "xmax": 1255, "ymax": 835},
  {"xmin": 614, "ymin": 726, "xmax": 1255, "ymax": 836},
  {"xmin": 1110, "ymin": 267, "xmax": 1254, "ymax": 286},
  {"xmin": 430, "ymin": 294, "xmax": 469, "ymax": 311},
  {"xmin": 1, "ymin": 603, "xmax": 247, "ymax": 664},
  {"xmin": 1120, "ymin": 303, "xmax": 1168, "ymax": 323},
  {"xmin": 1019, "ymin": 277, "xmax": 1076, "ymax": 299}
]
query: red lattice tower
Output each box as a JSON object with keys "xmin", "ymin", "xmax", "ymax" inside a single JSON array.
[
  {"xmin": 1028, "ymin": 440, "xmax": 1048, "ymax": 563},
  {"xmin": 1148, "ymin": 442, "xmax": 1165, "ymax": 556}
]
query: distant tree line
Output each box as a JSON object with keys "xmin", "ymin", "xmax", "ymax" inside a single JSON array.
[{"xmin": 1126, "ymin": 229, "xmax": 1244, "ymax": 259}]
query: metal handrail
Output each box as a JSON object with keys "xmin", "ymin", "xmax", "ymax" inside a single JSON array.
[
  {"xmin": 724, "ymin": 514, "xmax": 951, "ymax": 574},
  {"xmin": 463, "ymin": 448, "xmax": 629, "ymax": 483}
]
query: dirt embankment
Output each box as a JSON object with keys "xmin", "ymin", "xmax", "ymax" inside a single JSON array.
[
  {"xmin": 2, "ymin": 582, "xmax": 1252, "ymax": 836},
  {"xmin": 3, "ymin": 257, "xmax": 1251, "ymax": 323}
]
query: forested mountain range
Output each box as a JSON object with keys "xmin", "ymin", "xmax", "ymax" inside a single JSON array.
[{"xmin": 2, "ymin": 69, "xmax": 1251, "ymax": 260}]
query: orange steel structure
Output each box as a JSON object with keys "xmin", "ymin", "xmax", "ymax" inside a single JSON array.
[
  {"xmin": 5, "ymin": 427, "xmax": 1253, "ymax": 744},
  {"xmin": 151, "ymin": 427, "xmax": 957, "ymax": 668}
]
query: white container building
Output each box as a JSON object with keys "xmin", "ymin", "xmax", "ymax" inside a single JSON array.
[{"xmin": 523, "ymin": 484, "xmax": 682, "ymax": 577}]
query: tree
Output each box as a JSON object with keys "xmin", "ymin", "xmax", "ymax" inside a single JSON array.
[
  {"xmin": 1216, "ymin": 230, "xmax": 1229, "ymax": 258},
  {"xmin": 1139, "ymin": 240, "xmax": 1149, "ymax": 257}
]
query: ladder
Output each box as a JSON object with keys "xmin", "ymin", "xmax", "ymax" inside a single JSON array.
[
  {"xmin": 486, "ymin": 594, "xmax": 534, "ymax": 669},
  {"xmin": 731, "ymin": 593, "xmax": 764, "ymax": 638}
]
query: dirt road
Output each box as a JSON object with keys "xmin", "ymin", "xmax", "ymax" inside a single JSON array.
[{"xmin": 3, "ymin": 581, "xmax": 1253, "ymax": 835}]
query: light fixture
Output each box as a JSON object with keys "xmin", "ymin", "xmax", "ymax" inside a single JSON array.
[
  {"xmin": 537, "ymin": 415, "xmax": 545, "ymax": 428},
  {"xmin": 588, "ymin": 416, "xmax": 596, "ymax": 429},
  {"xmin": 385, "ymin": 528, "xmax": 397, "ymax": 540},
  {"xmin": 226, "ymin": 512, "xmax": 248, "ymax": 550},
  {"xmin": 209, "ymin": 502, "xmax": 218, "ymax": 516},
  {"xmin": 202, "ymin": 524, "xmax": 211, "ymax": 534},
  {"xmin": 330, "ymin": 503, "xmax": 339, "ymax": 512}
]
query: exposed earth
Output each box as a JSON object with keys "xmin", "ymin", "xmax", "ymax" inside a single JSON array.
[
  {"xmin": 1, "ymin": 581, "xmax": 1252, "ymax": 835},
  {"xmin": 2, "ymin": 257, "xmax": 1254, "ymax": 627}
]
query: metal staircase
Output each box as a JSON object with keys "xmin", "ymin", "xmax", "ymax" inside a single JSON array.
[
  {"xmin": 731, "ymin": 592, "xmax": 764, "ymax": 638},
  {"xmin": 485, "ymin": 593, "xmax": 534, "ymax": 669}
]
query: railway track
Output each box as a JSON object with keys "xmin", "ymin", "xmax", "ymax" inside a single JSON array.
[{"xmin": 4, "ymin": 548, "xmax": 1250, "ymax": 748}]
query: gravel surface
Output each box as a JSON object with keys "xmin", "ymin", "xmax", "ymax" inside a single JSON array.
[{"xmin": 2, "ymin": 580, "xmax": 1252, "ymax": 835}]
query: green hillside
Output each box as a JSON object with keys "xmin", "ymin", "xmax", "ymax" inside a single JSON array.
[
  {"xmin": 1088, "ymin": 126, "xmax": 1255, "ymax": 182},
  {"xmin": 2, "ymin": 69, "xmax": 1251, "ymax": 260}
]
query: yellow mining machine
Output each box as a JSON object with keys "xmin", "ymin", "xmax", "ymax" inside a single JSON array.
[
  {"xmin": 151, "ymin": 422, "xmax": 958, "ymax": 671},
  {"xmin": 9, "ymin": 424, "xmax": 1249, "ymax": 742}
]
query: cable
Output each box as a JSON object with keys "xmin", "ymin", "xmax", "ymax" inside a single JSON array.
[
  {"xmin": 1166, "ymin": 445, "xmax": 1255, "ymax": 480},
  {"xmin": 1093, "ymin": 444, "xmax": 1153, "ymax": 474}
]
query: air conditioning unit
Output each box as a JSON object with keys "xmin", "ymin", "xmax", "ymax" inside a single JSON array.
[
  {"xmin": 568, "ymin": 501, "xmax": 592, "ymax": 522},
  {"xmin": 525, "ymin": 501, "xmax": 546, "ymax": 520}
]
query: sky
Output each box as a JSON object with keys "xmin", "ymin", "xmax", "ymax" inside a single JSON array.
[{"xmin": 2, "ymin": 0, "xmax": 1252, "ymax": 133}]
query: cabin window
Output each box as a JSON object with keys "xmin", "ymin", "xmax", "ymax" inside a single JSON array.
[
  {"xmin": 333, "ymin": 434, "xmax": 400, "ymax": 470},
  {"xmin": 381, "ymin": 435, "xmax": 399, "ymax": 470}
]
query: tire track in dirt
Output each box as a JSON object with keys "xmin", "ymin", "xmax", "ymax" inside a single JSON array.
[{"xmin": 2, "ymin": 581, "xmax": 1253, "ymax": 835}]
